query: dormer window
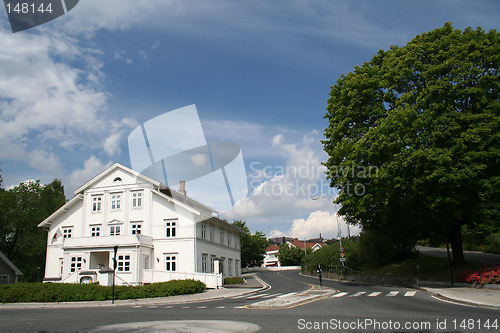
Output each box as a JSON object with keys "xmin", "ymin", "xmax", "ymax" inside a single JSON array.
[{"xmin": 113, "ymin": 177, "xmax": 122, "ymax": 182}]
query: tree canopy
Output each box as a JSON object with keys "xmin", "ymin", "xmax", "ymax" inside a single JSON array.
[
  {"xmin": 232, "ymin": 220, "xmax": 268, "ymax": 267},
  {"xmin": 276, "ymin": 243, "xmax": 304, "ymax": 266},
  {"xmin": 0, "ymin": 179, "xmax": 66, "ymax": 281},
  {"xmin": 323, "ymin": 23, "xmax": 499, "ymax": 266}
]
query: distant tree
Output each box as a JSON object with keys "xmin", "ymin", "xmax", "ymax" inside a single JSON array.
[
  {"xmin": 0, "ymin": 179, "xmax": 66, "ymax": 282},
  {"xmin": 277, "ymin": 243, "xmax": 304, "ymax": 266},
  {"xmin": 232, "ymin": 220, "xmax": 268, "ymax": 267},
  {"xmin": 323, "ymin": 23, "xmax": 499, "ymax": 266}
]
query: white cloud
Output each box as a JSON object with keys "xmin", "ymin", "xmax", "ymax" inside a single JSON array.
[
  {"xmin": 66, "ymin": 156, "xmax": 111, "ymax": 195},
  {"xmin": 224, "ymin": 132, "xmax": 335, "ymax": 220},
  {"xmin": 191, "ymin": 153, "xmax": 209, "ymax": 167},
  {"xmin": 270, "ymin": 210, "xmax": 361, "ymax": 240}
]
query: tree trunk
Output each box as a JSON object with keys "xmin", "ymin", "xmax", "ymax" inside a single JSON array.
[{"xmin": 449, "ymin": 223, "xmax": 465, "ymax": 266}]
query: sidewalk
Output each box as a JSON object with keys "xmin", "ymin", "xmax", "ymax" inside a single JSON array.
[
  {"xmin": 0, "ymin": 274, "xmax": 266, "ymax": 310},
  {"xmin": 422, "ymin": 287, "xmax": 500, "ymax": 309}
]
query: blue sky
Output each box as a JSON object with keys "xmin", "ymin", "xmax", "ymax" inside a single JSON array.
[{"xmin": 1, "ymin": 0, "xmax": 498, "ymax": 239}]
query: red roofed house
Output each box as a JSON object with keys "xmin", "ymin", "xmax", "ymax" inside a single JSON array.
[
  {"xmin": 287, "ymin": 238, "xmax": 327, "ymax": 253},
  {"xmin": 262, "ymin": 244, "xmax": 280, "ymax": 267}
]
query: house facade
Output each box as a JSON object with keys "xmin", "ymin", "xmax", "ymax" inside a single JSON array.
[
  {"xmin": 0, "ymin": 251, "xmax": 22, "ymax": 284},
  {"xmin": 39, "ymin": 163, "xmax": 243, "ymax": 288}
]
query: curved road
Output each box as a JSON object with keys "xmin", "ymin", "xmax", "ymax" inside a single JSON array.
[{"xmin": 0, "ymin": 270, "xmax": 498, "ymax": 332}]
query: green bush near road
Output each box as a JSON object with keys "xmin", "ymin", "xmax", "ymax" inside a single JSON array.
[
  {"xmin": 0, "ymin": 279, "xmax": 206, "ymax": 303},
  {"xmin": 223, "ymin": 277, "xmax": 244, "ymax": 285}
]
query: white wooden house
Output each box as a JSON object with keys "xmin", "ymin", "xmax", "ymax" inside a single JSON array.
[{"xmin": 39, "ymin": 163, "xmax": 243, "ymax": 288}]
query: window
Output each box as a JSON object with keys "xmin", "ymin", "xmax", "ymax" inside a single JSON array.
[
  {"xmin": 227, "ymin": 232, "xmax": 232, "ymax": 247},
  {"xmin": 165, "ymin": 219, "xmax": 177, "ymax": 237},
  {"xmin": 109, "ymin": 225, "xmax": 121, "ymax": 236},
  {"xmin": 165, "ymin": 254, "xmax": 177, "ymax": 271},
  {"xmin": 209, "ymin": 225, "xmax": 214, "ymax": 242},
  {"xmin": 111, "ymin": 193, "xmax": 121, "ymax": 210},
  {"xmin": 117, "ymin": 255, "xmax": 130, "ymax": 272},
  {"xmin": 92, "ymin": 196, "xmax": 102, "ymax": 212},
  {"xmin": 228, "ymin": 259, "xmax": 233, "ymax": 276},
  {"xmin": 70, "ymin": 256, "xmax": 83, "ymax": 272},
  {"xmin": 91, "ymin": 225, "xmax": 101, "ymax": 237},
  {"xmin": 210, "ymin": 255, "xmax": 216, "ymax": 273},
  {"xmin": 0, "ymin": 275, "xmax": 9, "ymax": 284},
  {"xmin": 201, "ymin": 223, "xmax": 206, "ymax": 239},
  {"xmin": 201, "ymin": 254, "xmax": 208, "ymax": 273},
  {"xmin": 62, "ymin": 227, "xmax": 72, "ymax": 239},
  {"xmin": 220, "ymin": 230, "xmax": 224, "ymax": 244},
  {"xmin": 132, "ymin": 191, "xmax": 143, "ymax": 208},
  {"xmin": 143, "ymin": 255, "xmax": 150, "ymax": 269},
  {"xmin": 59, "ymin": 258, "xmax": 63, "ymax": 275},
  {"xmin": 131, "ymin": 223, "xmax": 142, "ymax": 235},
  {"xmin": 235, "ymin": 260, "xmax": 240, "ymax": 276}
]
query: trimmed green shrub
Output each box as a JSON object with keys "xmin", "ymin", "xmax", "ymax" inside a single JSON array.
[
  {"xmin": 224, "ymin": 277, "xmax": 244, "ymax": 284},
  {"xmin": 0, "ymin": 279, "xmax": 205, "ymax": 303}
]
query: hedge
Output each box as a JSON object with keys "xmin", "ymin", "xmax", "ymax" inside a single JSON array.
[{"xmin": 0, "ymin": 279, "xmax": 206, "ymax": 303}]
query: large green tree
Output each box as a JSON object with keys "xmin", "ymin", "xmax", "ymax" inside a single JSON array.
[
  {"xmin": 276, "ymin": 243, "xmax": 305, "ymax": 266},
  {"xmin": 0, "ymin": 179, "xmax": 66, "ymax": 281},
  {"xmin": 232, "ymin": 220, "xmax": 268, "ymax": 267},
  {"xmin": 323, "ymin": 23, "xmax": 499, "ymax": 266}
]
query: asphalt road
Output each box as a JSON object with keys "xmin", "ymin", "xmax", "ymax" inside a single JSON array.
[{"xmin": 0, "ymin": 270, "xmax": 498, "ymax": 332}]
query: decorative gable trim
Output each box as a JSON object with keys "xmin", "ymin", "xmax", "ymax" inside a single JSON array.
[
  {"xmin": 73, "ymin": 163, "xmax": 161, "ymax": 195},
  {"xmin": 38, "ymin": 194, "xmax": 84, "ymax": 228}
]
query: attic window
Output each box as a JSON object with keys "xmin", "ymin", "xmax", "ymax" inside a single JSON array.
[{"xmin": 113, "ymin": 177, "xmax": 122, "ymax": 182}]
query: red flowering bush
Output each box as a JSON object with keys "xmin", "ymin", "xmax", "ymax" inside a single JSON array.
[{"xmin": 458, "ymin": 267, "xmax": 500, "ymax": 285}]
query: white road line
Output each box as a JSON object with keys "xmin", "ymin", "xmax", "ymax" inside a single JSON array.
[
  {"xmin": 368, "ymin": 292, "xmax": 382, "ymax": 297},
  {"xmin": 148, "ymin": 306, "xmax": 158, "ymax": 308},
  {"xmin": 234, "ymin": 306, "xmax": 246, "ymax": 309},
  {"xmin": 261, "ymin": 293, "xmax": 283, "ymax": 298},
  {"xmin": 215, "ymin": 306, "xmax": 226, "ymax": 309},
  {"xmin": 278, "ymin": 292, "xmax": 298, "ymax": 298},
  {"xmin": 350, "ymin": 292, "xmax": 366, "ymax": 297},
  {"xmin": 197, "ymin": 306, "xmax": 207, "ymax": 308},
  {"xmin": 133, "ymin": 305, "xmax": 142, "ymax": 308},
  {"xmin": 404, "ymin": 291, "xmax": 417, "ymax": 297},
  {"xmin": 247, "ymin": 293, "xmax": 268, "ymax": 299},
  {"xmin": 181, "ymin": 306, "xmax": 190, "ymax": 308},
  {"xmin": 164, "ymin": 306, "xmax": 173, "ymax": 308},
  {"xmin": 386, "ymin": 291, "xmax": 399, "ymax": 297},
  {"xmin": 331, "ymin": 292, "xmax": 349, "ymax": 298}
]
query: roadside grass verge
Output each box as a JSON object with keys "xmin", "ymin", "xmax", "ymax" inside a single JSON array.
[
  {"xmin": 0, "ymin": 279, "xmax": 206, "ymax": 303},
  {"xmin": 357, "ymin": 254, "xmax": 486, "ymax": 282}
]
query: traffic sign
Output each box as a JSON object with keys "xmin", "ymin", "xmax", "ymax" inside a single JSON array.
[
  {"xmin": 339, "ymin": 246, "xmax": 345, "ymax": 253},
  {"xmin": 340, "ymin": 258, "xmax": 346, "ymax": 262},
  {"xmin": 340, "ymin": 253, "xmax": 345, "ymax": 258}
]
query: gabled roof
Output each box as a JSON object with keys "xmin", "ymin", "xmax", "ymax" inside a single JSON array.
[
  {"xmin": 287, "ymin": 239, "xmax": 327, "ymax": 250},
  {"xmin": 0, "ymin": 252, "xmax": 22, "ymax": 276},
  {"xmin": 266, "ymin": 244, "xmax": 280, "ymax": 252},
  {"xmin": 73, "ymin": 163, "xmax": 161, "ymax": 195}
]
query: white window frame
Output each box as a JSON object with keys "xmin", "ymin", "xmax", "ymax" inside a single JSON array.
[
  {"xmin": 110, "ymin": 193, "xmax": 121, "ymax": 211},
  {"xmin": 62, "ymin": 227, "xmax": 72, "ymax": 239},
  {"xmin": 92, "ymin": 195, "xmax": 102, "ymax": 212},
  {"xmin": 220, "ymin": 230, "xmax": 224, "ymax": 244},
  {"xmin": 165, "ymin": 219, "xmax": 177, "ymax": 238},
  {"xmin": 109, "ymin": 225, "xmax": 121, "ymax": 236},
  {"xmin": 70, "ymin": 256, "xmax": 83, "ymax": 272},
  {"xmin": 209, "ymin": 225, "xmax": 214, "ymax": 242},
  {"xmin": 210, "ymin": 255, "xmax": 216, "ymax": 273},
  {"xmin": 227, "ymin": 232, "xmax": 232, "ymax": 247},
  {"xmin": 228, "ymin": 258, "xmax": 233, "ymax": 277},
  {"xmin": 201, "ymin": 253, "xmax": 208, "ymax": 273},
  {"xmin": 131, "ymin": 191, "xmax": 143, "ymax": 209},
  {"xmin": 201, "ymin": 223, "xmax": 206, "ymax": 239},
  {"xmin": 165, "ymin": 253, "xmax": 177, "ymax": 271},
  {"xmin": 117, "ymin": 254, "xmax": 131, "ymax": 272},
  {"xmin": 90, "ymin": 225, "xmax": 101, "ymax": 237},
  {"xmin": 131, "ymin": 222, "xmax": 142, "ymax": 235}
]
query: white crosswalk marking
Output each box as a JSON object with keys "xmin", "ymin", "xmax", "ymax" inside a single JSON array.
[
  {"xmin": 331, "ymin": 292, "xmax": 349, "ymax": 298},
  {"xmin": 278, "ymin": 292, "xmax": 298, "ymax": 298},
  {"xmin": 215, "ymin": 306, "xmax": 225, "ymax": 309},
  {"xmin": 404, "ymin": 291, "xmax": 417, "ymax": 297},
  {"xmin": 350, "ymin": 292, "xmax": 366, "ymax": 297},
  {"xmin": 368, "ymin": 292, "xmax": 382, "ymax": 297},
  {"xmin": 386, "ymin": 291, "xmax": 399, "ymax": 297}
]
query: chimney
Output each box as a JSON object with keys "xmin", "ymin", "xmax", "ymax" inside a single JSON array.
[{"xmin": 179, "ymin": 180, "xmax": 186, "ymax": 196}]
